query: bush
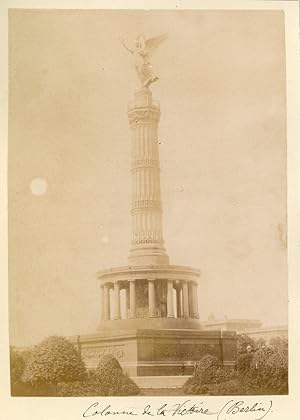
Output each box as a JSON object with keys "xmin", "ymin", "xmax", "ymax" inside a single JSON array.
[
  {"xmin": 237, "ymin": 334, "xmax": 257, "ymax": 355},
  {"xmin": 236, "ymin": 353, "xmax": 254, "ymax": 377},
  {"xmin": 57, "ymin": 355, "xmax": 140, "ymax": 396},
  {"xmin": 57, "ymin": 373, "xmax": 99, "ymax": 397},
  {"xmin": 10, "ymin": 348, "xmax": 26, "ymax": 386},
  {"xmin": 94, "ymin": 354, "xmax": 140, "ymax": 396},
  {"xmin": 184, "ymin": 336, "xmax": 288, "ymax": 396},
  {"xmin": 269, "ymin": 336, "xmax": 288, "ymax": 350},
  {"xmin": 22, "ymin": 336, "xmax": 86, "ymax": 388},
  {"xmin": 206, "ymin": 379, "xmax": 254, "ymax": 396},
  {"xmin": 246, "ymin": 346, "xmax": 288, "ymax": 393},
  {"xmin": 183, "ymin": 355, "xmax": 228, "ymax": 395},
  {"xmin": 194, "ymin": 354, "xmax": 225, "ymax": 384}
]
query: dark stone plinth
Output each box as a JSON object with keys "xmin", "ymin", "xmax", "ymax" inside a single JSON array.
[{"xmin": 69, "ymin": 329, "xmax": 237, "ymax": 377}]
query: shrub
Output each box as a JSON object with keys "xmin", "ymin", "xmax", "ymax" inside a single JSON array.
[
  {"xmin": 269, "ymin": 336, "xmax": 288, "ymax": 350},
  {"xmin": 94, "ymin": 354, "xmax": 139, "ymax": 396},
  {"xmin": 237, "ymin": 334, "xmax": 257, "ymax": 355},
  {"xmin": 183, "ymin": 355, "xmax": 227, "ymax": 395},
  {"xmin": 22, "ymin": 336, "xmax": 86, "ymax": 388},
  {"xmin": 57, "ymin": 355, "xmax": 140, "ymax": 396},
  {"xmin": 236, "ymin": 352, "xmax": 254, "ymax": 377},
  {"xmin": 246, "ymin": 346, "xmax": 288, "ymax": 393},
  {"xmin": 184, "ymin": 337, "xmax": 288, "ymax": 396},
  {"xmin": 206, "ymin": 379, "xmax": 254, "ymax": 396},
  {"xmin": 96, "ymin": 354, "xmax": 123, "ymax": 375},
  {"xmin": 10, "ymin": 347, "xmax": 36, "ymax": 395},
  {"xmin": 10, "ymin": 348, "xmax": 26, "ymax": 386},
  {"xmin": 193, "ymin": 354, "xmax": 224, "ymax": 384}
]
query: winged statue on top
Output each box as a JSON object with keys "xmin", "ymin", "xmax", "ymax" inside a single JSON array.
[{"xmin": 121, "ymin": 33, "xmax": 168, "ymax": 88}]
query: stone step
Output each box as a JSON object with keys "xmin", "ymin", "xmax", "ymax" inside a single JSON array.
[{"xmin": 132, "ymin": 375, "xmax": 191, "ymax": 389}]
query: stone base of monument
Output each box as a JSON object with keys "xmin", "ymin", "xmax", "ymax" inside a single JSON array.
[
  {"xmin": 69, "ymin": 329, "xmax": 237, "ymax": 377},
  {"xmin": 132, "ymin": 375, "xmax": 191, "ymax": 389}
]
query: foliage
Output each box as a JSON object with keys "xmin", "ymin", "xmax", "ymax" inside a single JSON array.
[
  {"xmin": 10, "ymin": 347, "xmax": 34, "ymax": 395},
  {"xmin": 205, "ymin": 379, "xmax": 254, "ymax": 396},
  {"xmin": 237, "ymin": 334, "xmax": 257, "ymax": 355},
  {"xmin": 255, "ymin": 337, "xmax": 267, "ymax": 347},
  {"xmin": 245, "ymin": 346, "xmax": 288, "ymax": 393},
  {"xmin": 193, "ymin": 354, "xmax": 223, "ymax": 383},
  {"xmin": 183, "ymin": 355, "xmax": 228, "ymax": 394},
  {"xmin": 22, "ymin": 336, "xmax": 86, "ymax": 387},
  {"xmin": 96, "ymin": 354, "xmax": 123, "ymax": 375},
  {"xmin": 236, "ymin": 352, "xmax": 254, "ymax": 377},
  {"xmin": 94, "ymin": 354, "xmax": 140, "ymax": 396},
  {"xmin": 10, "ymin": 348, "xmax": 26, "ymax": 386},
  {"xmin": 57, "ymin": 355, "xmax": 139, "ymax": 396},
  {"xmin": 269, "ymin": 336, "xmax": 288, "ymax": 350},
  {"xmin": 184, "ymin": 337, "xmax": 288, "ymax": 396}
]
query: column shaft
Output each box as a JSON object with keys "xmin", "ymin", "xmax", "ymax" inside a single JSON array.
[
  {"xmin": 176, "ymin": 287, "xmax": 182, "ymax": 318},
  {"xmin": 183, "ymin": 281, "xmax": 189, "ymax": 318},
  {"xmin": 99, "ymin": 285, "xmax": 104, "ymax": 322},
  {"xmin": 129, "ymin": 280, "xmax": 136, "ymax": 318},
  {"xmin": 125, "ymin": 287, "xmax": 130, "ymax": 319},
  {"xmin": 103, "ymin": 285, "xmax": 110, "ymax": 321},
  {"xmin": 167, "ymin": 280, "xmax": 175, "ymax": 318},
  {"xmin": 148, "ymin": 280, "xmax": 156, "ymax": 317},
  {"xmin": 114, "ymin": 282, "xmax": 120, "ymax": 320},
  {"xmin": 128, "ymin": 88, "xmax": 169, "ymax": 266},
  {"xmin": 188, "ymin": 283, "xmax": 193, "ymax": 316},
  {"xmin": 193, "ymin": 283, "xmax": 199, "ymax": 318}
]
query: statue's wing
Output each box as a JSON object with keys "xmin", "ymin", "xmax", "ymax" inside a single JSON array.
[
  {"xmin": 120, "ymin": 37, "xmax": 134, "ymax": 54},
  {"xmin": 145, "ymin": 33, "xmax": 168, "ymax": 55}
]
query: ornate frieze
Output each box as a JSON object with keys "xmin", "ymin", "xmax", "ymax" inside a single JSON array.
[{"xmin": 128, "ymin": 107, "xmax": 160, "ymax": 127}]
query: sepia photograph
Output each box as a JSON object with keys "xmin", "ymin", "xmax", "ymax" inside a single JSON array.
[{"xmin": 4, "ymin": 2, "xmax": 297, "ymax": 407}]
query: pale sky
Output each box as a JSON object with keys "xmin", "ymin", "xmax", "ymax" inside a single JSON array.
[{"xmin": 9, "ymin": 9, "xmax": 287, "ymax": 346}]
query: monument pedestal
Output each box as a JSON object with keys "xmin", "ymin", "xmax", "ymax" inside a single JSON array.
[{"xmin": 70, "ymin": 329, "xmax": 237, "ymax": 377}]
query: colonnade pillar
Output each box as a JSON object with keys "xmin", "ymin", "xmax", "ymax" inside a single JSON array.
[
  {"xmin": 148, "ymin": 280, "xmax": 156, "ymax": 317},
  {"xmin": 129, "ymin": 280, "xmax": 136, "ymax": 318},
  {"xmin": 182, "ymin": 281, "xmax": 189, "ymax": 318},
  {"xmin": 176, "ymin": 287, "xmax": 181, "ymax": 318},
  {"xmin": 103, "ymin": 285, "xmax": 110, "ymax": 320},
  {"xmin": 99, "ymin": 285, "xmax": 104, "ymax": 322},
  {"xmin": 192, "ymin": 282, "xmax": 199, "ymax": 318},
  {"xmin": 167, "ymin": 280, "xmax": 175, "ymax": 318},
  {"xmin": 101, "ymin": 278, "xmax": 199, "ymax": 321},
  {"xmin": 114, "ymin": 282, "xmax": 120, "ymax": 320}
]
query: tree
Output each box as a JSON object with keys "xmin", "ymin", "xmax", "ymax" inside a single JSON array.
[
  {"xmin": 10, "ymin": 347, "xmax": 26, "ymax": 386},
  {"xmin": 246, "ymin": 345, "xmax": 288, "ymax": 393},
  {"xmin": 236, "ymin": 352, "xmax": 254, "ymax": 377},
  {"xmin": 269, "ymin": 336, "xmax": 288, "ymax": 350},
  {"xmin": 22, "ymin": 336, "xmax": 86, "ymax": 388},
  {"xmin": 237, "ymin": 334, "xmax": 257, "ymax": 355}
]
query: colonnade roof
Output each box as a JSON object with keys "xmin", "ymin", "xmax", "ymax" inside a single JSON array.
[{"xmin": 97, "ymin": 264, "xmax": 200, "ymax": 284}]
